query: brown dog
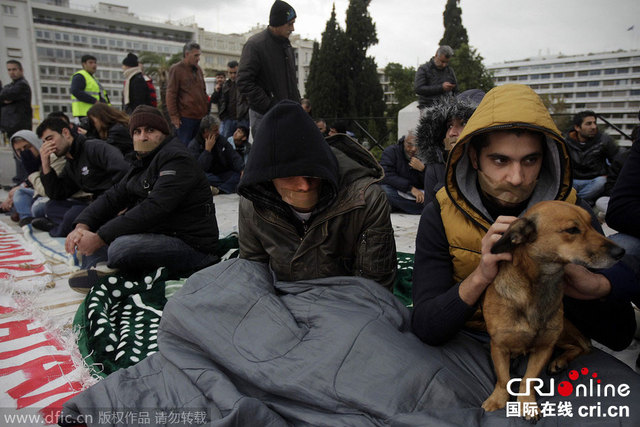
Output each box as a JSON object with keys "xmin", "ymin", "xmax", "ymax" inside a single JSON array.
[{"xmin": 480, "ymin": 200, "xmax": 624, "ymax": 420}]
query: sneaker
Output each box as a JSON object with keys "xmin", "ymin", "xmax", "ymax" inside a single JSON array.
[
  {"xmin": 31, "ymin": 217, "xmax": 55, "ymax": 232},
  {"xmin": 10, "ymin": 212, "xmax": 19, "ymax": 222},
  {"xmin": 18, "ymin": 217, "xmax": 33, "ymax": 227},
  {"xmin": 210, "ymin": 186, "xmax": 220, "ymax": 196},
  {"xmin": 68, "ymin": 268, "xmax": 110, "ymax": 294}
]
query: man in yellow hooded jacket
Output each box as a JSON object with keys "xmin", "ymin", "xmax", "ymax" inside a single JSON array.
[{"xmin": 411, "ymin": 84, "xmax": 638, "ymax": 352}]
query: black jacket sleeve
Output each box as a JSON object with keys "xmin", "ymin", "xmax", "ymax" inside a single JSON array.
[
  {"xmin": 411, "ymin": 200, "xmax": 478, "ymax": 345},
  {"xmin": 95, "ymin": 155, "xmax": 200, "ymax": 244},
  {"xmin": 380, "ymin": 146, "xmax": 412, "ymax": 193},
  {"xmin": 0, "ymin": 79, "xmax": 30, "ymax": 103},
  {"xmin": 237, "ymin": 40, "xmax": 271, "ymax": 114},
  {"xmin": 129, "ymin": 74, "xmax": 151, "ymax": 111},
  {"xmin": 606, "ymin": 138, "xmax": 640, "ymax": 237},
  {"xmin": 40, "ymin": 166, "xmax": 81, "ymax": 200}
]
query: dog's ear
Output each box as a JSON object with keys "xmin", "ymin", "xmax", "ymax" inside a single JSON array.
[{"xmin": 490, "ymin": 217, "xmax": 538, "ymax": 254}]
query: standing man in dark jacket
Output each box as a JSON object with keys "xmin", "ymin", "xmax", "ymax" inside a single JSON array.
[
  {"xmin": 414, "ymin": 46, "xmax": 457, "ymax": 110},
  {"xmin": 166, "ymin": 41, "xmax": 208, "ymax": 145},
  {"xmin": 65, "ymin": 106, "xmax": 219, "ymax": 292},
  {"xmin": 35, "ymin": 117, "xmax": 129, "ymax": 236},
  {"xmin": 238, "ymin": 100, "xmax": 396, "ymax": 291},
  {"xmin": 565, "ymin": 110, "xmax": 619, "ymax": 205},
  {"xmin": 1, "ymin": 60, "xmax": 33, "ymax": 184},
  {"xmin": 188, "ymin": 115, "xmax": 244, "ymax": 195},
  {"xmin": 237, "ymin": 0, "xmax": 301, "ymax": 138},
  {"xmin": 210, "ymin": 60, "xmax": 249, "ymax": 139},
  {"xmin": 121, "ymin": 52, "xmax": 156, "ymax": 115},
  {"xmin": 380, "ymin": 130, "xmax": 425, "ymax": 214}
]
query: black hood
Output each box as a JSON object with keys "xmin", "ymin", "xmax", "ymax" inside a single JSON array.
[
  {"xmin": 238, "ymin": 100, "xmax": 339, "ymax": 215},
  {"xmin": 416, "ymin": 92, "xmax": 482, "ymax": 165}
]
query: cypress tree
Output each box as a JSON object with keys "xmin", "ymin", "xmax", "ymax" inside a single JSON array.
[
  {"xmin": 306, "ymin": 5, "xmax": 350, "ymax": 119},
  {"xmin": 345, "ymin": 0, "xmax": 385, "ymax": 133},
  {"xmin": 439, "ymin": 0, "xmax": 468, "ymax": 50}
]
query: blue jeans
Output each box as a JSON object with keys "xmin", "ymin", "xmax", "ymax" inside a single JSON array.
[
  {"xmin": 207, "ymin": 170, "xmax": 241, "ymax": 194},
  {"xmin": 176, "ymin": 117, "xmax": 202, "ymax": 145},
  {"xmin": 82, "ymin": 233, "xmax": 217, "ymax": 275},
  {"xmin": 45, "ymin": 198, "xmax": 90, "ymax": 237},
  {"xmin": 381, "ymin": 184, "xmax": 424, "ymax": 215},
  {"xmin": 574, "ymin": 176, "xmax": 607, "ymax": 204},
  {"xmin": 13, "ymin": 187, "xmax": 35, "ymax": 219},
  {"xmin": 220, "ymin": 118, "xmax": 249, "ymax": 140}
]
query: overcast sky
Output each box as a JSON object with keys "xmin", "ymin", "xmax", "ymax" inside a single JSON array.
[{"xmin": 73, "ymin": 0, "xmax": 639, "ymax": 67}]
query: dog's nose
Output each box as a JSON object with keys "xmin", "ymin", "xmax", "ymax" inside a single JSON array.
[{"xmin": 608, "ymin": 243, "xmax": 625, "ymax": 261}]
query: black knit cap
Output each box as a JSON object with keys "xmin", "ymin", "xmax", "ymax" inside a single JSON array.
[
  {"xmin": 122, "ymin": 52, "xmax": 138, "ymax": 67},
  {"xmin": 269, "ymin": 0, "xmax": 296, "ymax": 27},
  {"xmin": 129, "ymin": 105, "xmax": 170, "ymax": 136}
]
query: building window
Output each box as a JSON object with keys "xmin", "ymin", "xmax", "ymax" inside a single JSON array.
[
  {"xmin": 589, "ymin": 70, "xmax": 601, "ymax": 76},
  {"xmin": 578, "ymin": 71, "xmax": 588, "ymax": 76},
  {"xmin": 4, "ymin": 26, "xmax": 18, "ymax": 38},
  {"xmin": 2, "ymin": 5, "xmax": 16, "ymax": 15},
  {"xmin": 617, "ymin": 68, "xmax": 629, "ymax": 74},
  {"xmin": 553, "ymin": 73, "xmax": 563, "ymax": 78},
  {"xmin": 518, "ymin": 75, "xmax": 528, "ymax": 80},
  {"xmin": 588, "ymin": 81, "xmax": 599, "ymax": 87},
  {"xmin": 42, "ymin": 86, "xmax": 49, "ymax": 94},
  {"xmin": 563, "ymin": 82, "xmax": 574, "ymax": 88},
  {"xmin": 7, "ymin": 48, "xmax": 22, "ymax": 58}
]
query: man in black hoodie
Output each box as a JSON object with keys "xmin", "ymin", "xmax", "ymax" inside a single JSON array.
[
  {"xmin": 237, "ymin": 100, "xmax": 396, "ymax": 290},
  {"xmin": 65, "ymin": 106, "xmax": 219, "ymax": 292}
]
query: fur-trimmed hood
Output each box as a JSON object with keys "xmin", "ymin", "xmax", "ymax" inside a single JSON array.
[{"xmin": 416, "ymin": 92, "xmax": 482, "ymax": 165}]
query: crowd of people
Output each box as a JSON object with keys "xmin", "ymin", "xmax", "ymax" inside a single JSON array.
[{"xmin": 1, "ymin": 0, "xmax": 640, "ymax": 417}]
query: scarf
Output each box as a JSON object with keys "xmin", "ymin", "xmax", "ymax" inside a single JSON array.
[{"xmin": 122, "ymin": 66, "xmax": 142, "ymax": 107}]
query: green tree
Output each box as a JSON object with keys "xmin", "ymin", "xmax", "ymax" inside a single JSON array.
[
  {"xmin": 540, "ymin": 93, "xmax": 571, "ymax": 132},
  {"xmin": 138, "ymin": 51, "xmax": 181, "ymax": 121},
  {"xmin": 306, "ymin": 5, "xmax": 350, "ymax": 119},
  {"xmin": 448, "ymin": 44, "xmax": 494, "ymax": 92},
  {"xmin": 383, "ymin": 63, "xmax": 416, "ymax": 141},
  {"xmin": 439, "ymin": 0, "xmax": 468, "ymax": 50},
  {"xmin": 345, "ymin": 0, "xmax": 386, "ymax": 138}
]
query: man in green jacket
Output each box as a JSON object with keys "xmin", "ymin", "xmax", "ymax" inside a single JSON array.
[{"xmin": 237, "ymin": 100, "xmax": 396, "ymax": 290}]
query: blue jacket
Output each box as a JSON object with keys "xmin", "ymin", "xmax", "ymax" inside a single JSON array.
[{"xmin": 380, "ymin": 140, "xmax": 424, "ymax": 193}]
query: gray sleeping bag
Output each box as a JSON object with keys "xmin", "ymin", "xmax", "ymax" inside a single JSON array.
[{"xmin": 61, "ymin": 259, "xmax": 640, "ymax": 426}]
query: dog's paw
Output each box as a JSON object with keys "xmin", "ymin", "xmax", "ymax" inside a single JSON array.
[
  {"xmin": 482, "ymin": 389, "xmax": 509, "ymax": 412},
  {"xmin": 518, "ymin": 396, "xmax": 541, "ymax": 423},
  {"xmin": 547, "ymin": 357, "xmax": 568, "ymax": 375}
]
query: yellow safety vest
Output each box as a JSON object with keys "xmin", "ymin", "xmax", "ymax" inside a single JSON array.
[{"xmin": 71, "ymin": 69, "xmax": 110, "ymax": 117}]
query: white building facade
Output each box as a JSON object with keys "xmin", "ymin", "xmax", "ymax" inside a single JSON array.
[{"xmin": 488, "ymin": 50, "xmax": 640, "ymax": 144}]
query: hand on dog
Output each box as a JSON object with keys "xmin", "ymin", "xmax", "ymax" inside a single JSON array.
[
  {"xmin": 563, "ymin": 263, "xmax": 611, "ymax": 299},
  {"xmin": 459, "ymin": 216, "xmax": 516, "ymax": 305}
]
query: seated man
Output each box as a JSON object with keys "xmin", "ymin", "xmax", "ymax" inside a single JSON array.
[
  {"xmin": 227, "ymin": 125, "xmax": 251, "ymax": 164},
  {"xmin": 564, "ymin": 110, "xmax": 619, "ymax": 205},
  {"xmin": 380, "ymin": 130, "xmax": 425, "ymax": 214},
  {"xmin": 36, "ymin": 117, "xmax": 130, "ymax": 236},
  {"xmin": 1, "ymin": 130, "xmax": 42, "ymax": 224},
  {"xmin": 237, "ymin": 100, "xmax": 396, "ymax": 290},
  {"xmin": 188, "ymin": 115, "xmax": 244, "ymax": 195},
  {"xmin": 417, "ymin": 89, "xmax": 484, "ymax": 204},
  {"xmin": 412, "ymin": 84, "xmax": 637, "ymax": 353},
  {"xmin": 65, "ymin": 106, "xmax": 220, "ymax": 292}
]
